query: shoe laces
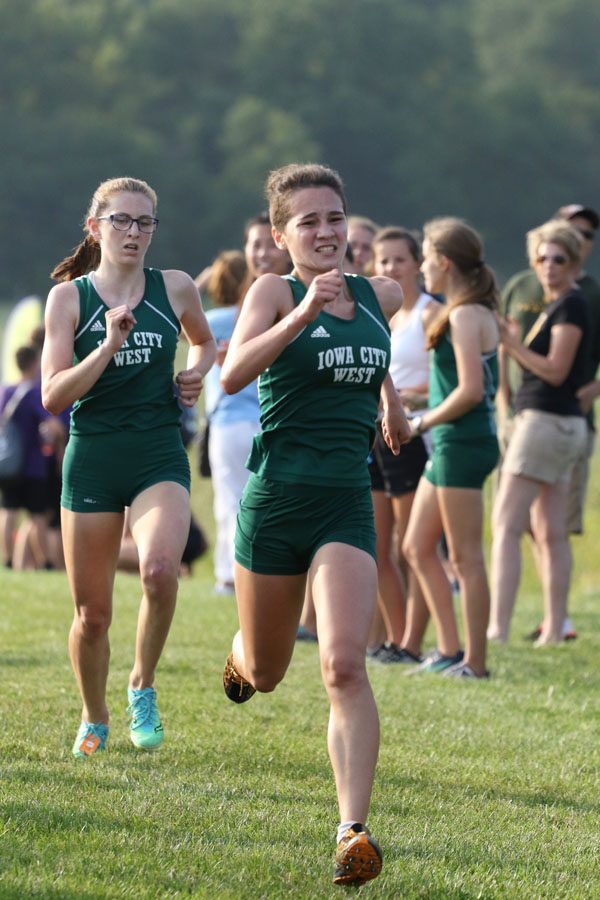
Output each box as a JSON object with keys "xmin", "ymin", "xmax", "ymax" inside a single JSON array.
[
  {"xmin": 127, "ymin": 688, "xmax": 157, "ymax": 727},
  {"xmin": 83, "ymin": 722, "xmax": 108, "ymax": 741},
  {"xmin": 77, "ymin": 721, "xmax": 108, "ymax": 750},
  {"xmin": 226, "ymin": 657, "xmax": 244, "ymax": 687}
]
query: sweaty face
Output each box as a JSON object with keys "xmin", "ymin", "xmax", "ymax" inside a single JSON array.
[
  {"xmin": 277, "ymin": 187, "xmax": 347, "ymax": 273},
  {"xmin": 244, "ymin": 223, "xmax": 289, "ymax": 279}
]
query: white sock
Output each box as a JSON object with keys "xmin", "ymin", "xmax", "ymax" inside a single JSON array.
[{"xmin": 337, "ymin": 821, "xmax": 363, "ymax": 843}]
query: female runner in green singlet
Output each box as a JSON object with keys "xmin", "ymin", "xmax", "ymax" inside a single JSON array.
[
  {"xmin": 220, "ymin": 164, "xmax": 410, "ymax": 887},
  {"xmin": 402, "ymin": 217, "xmax": 500, "ymax": 679},
  {"xmin": 42, "ymin": 177, "xmax": 215, "ymax": 758}
]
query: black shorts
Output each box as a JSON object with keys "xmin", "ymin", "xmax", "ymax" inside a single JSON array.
[
  {"xmin": 45, "ymin": 463, "xmax": 62, "ymax": 529},
  {"xmin": 2, "ymin": 476, "xmax": 48, "ymax": 514},
  {"xmin": 369, "ymin": 431, "xmax": 428, "ymax": 496}
]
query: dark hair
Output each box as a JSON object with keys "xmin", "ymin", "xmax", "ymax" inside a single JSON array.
[
  {"xmin": 51, "ymin": 176, "xmax": 157, "ymax": 282},
  {"xmin": 243, "ymin": 211, "xmax": 271, "ymax": 242},
  {"xmin": 30, "ymin": 325, "xmax": 46, "ymax": 351},
  {"xmin": 15, "ymin": 344, "xmax": 39, "ymax": 373},
  {"xmin": 423, "ymin": 217, "xmax": 498, "ymax": 349},
  {"xmin": 373, "ymin": 226, "xmax": 422, "ymax": 263},
  {"xmin": 266, "ymin": 163, "xmax": 346, "ymax": 232},
  {"xmin": 207, "ymin": 250, "xmax": 248, "ymax": 307}
]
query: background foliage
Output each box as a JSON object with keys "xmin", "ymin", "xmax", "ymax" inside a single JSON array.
[{"xmin": 1, "ymin": 0, "xmax": 599, "ymax": 301}]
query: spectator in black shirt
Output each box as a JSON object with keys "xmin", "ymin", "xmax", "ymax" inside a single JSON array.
[{"xmin": 489, "ymin": 220, "xmax": 589, "ymax": 645}]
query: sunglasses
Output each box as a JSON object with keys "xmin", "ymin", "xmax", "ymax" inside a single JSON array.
[
  {"xmin": 536, "ymin": 254, "xmax": 568, "ymax": 265},
  {"xmin": 577, "ymin": 227, "xmax": 596, "ymax": 241}
]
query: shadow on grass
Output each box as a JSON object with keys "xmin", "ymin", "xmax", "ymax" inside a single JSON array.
[
  {"xmin": 0, "ymin": 882, "xmax": 99, "ymax": 900},
  {"xmin": 1, "ymin": 799, "xmax": 128, "ymax": 833},
  {"xmin": 376, "ymin": 772, "xmax": 600, "ymax": 816}
]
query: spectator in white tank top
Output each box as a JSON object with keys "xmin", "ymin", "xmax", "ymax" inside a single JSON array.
[{"xmin": 367, "ymin": 227, "xmax": 440, "ymax": 664}]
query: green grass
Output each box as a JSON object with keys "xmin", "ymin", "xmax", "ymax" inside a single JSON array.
[{"xmin": 1, "ymin": 471, "xmax": 600, "ymax": 898}]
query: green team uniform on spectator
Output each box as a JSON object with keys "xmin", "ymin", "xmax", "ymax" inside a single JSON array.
[
  {"xmin": 236, "ymin": 274, "xmax": 391, "ymax": 574},
  {"xmin": 61, "ymin": 268, "xmax": 190, "ymax": 512},
  {"xmin": 425, "ymin": 332, "xmax": 499, "ymax": 489}
]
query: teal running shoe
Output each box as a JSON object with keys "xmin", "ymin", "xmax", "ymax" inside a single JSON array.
[
  {"xmin": 409, "ymin": 649, "xmax": 464, "ymax": 674},
  {"xmin": 72, "ymin": 721, "xmax": 109, "ymax": 758},
  {"xmin": 127, "ymin": 687, "xmax": 164, "ymax": 750}
]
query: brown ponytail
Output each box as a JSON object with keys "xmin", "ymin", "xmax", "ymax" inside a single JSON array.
[
  {"xmin": 424, "ymin": 217, "xmax": 498, "ymax": 349},
  {"xmin": 51, "ymin": 235, "xmax": 101, "ymax": 282}
]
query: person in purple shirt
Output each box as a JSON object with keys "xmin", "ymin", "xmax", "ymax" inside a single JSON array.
[{"xmin": 0, "ymin": 345, "xmax": 53, "ymax": 568}]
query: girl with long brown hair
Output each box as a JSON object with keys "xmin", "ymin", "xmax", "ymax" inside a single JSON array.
[{"xmin": 403, "ymin": 217, "xmax": 499, "ymax": 678}]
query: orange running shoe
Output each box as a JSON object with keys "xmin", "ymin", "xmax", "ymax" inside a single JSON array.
[
  {"xmin": 333, "ymin": 824, "xmax": 382, "ymax": 886},
  {"xmin": 223, "ymin": 653, "xmax": 256, "ymax": 704}
]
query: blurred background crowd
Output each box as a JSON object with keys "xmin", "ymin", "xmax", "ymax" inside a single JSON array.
[{"xmin": 2, "ymin": 198, "xmax": 598, "ymax": 676}]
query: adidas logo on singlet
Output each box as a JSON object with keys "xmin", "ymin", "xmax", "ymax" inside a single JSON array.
[
  {"xmin": 90, "ymin": 319, "xmax": 105, "ymax": 332},
  {"xmin": 310, "ymin": 325, "xmax": 330, "ymax": 338}
]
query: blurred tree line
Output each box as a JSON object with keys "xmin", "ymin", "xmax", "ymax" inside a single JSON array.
[{"xmin": 0, "ymin": 0, "xmax": 598, "ymax": 301}]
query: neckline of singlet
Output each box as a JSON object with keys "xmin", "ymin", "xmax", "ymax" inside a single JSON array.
[{"xmin": 88, "ymin": 269, "xmax": 147, "ymax": 312}]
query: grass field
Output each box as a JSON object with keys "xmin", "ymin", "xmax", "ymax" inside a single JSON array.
[
  {"xmin": 1, "ymin": 306, "xmax": 599, "ymax": 897},
  {"xmin": 2, "ymin": 465, "xmax": 600, "ymax": 899}
]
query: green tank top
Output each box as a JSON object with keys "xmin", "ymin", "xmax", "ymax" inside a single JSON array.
[
  {"xmin": 247, "ymin": 274, "xmax": 391, "ymax": 487},
  {"xmin": 429, "ymin": 332, "xmax": 498, "ymax": 441},
  {"xmin": 70, "ymin": 268, "xmax": 181, "ymax": 435}
]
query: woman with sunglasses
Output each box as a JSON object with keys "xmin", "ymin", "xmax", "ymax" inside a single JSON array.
[
  {"xmin": 489, "ymin": 220, "xmax": 589, "ymax": 645},
  {"xmin": 42, "ymin": 177, "xmax": 216, "ymax": 757}
]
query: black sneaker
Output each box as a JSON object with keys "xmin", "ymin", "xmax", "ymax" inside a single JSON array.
[
  {"xmin": 372, "ymin": 643, "xmax": 423, "ymax": 664},
  {"xmin": 223, "ymin": 653, "xmax": 256, "ymax": 704}
]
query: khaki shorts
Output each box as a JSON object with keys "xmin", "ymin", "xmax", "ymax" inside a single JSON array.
[{"xmin": 503, "ymin": 409, "xmax": 588, "ymax": 487}]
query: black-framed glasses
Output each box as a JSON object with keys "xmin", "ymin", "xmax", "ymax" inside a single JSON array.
[
  {"xmin": 577, "ymin": 227, "xmax": 596, "ymax": 241},
  {"xmin": 97, "ymin": 213, "xmax": 159, "ymax": 233},
  {"xmin": 537, "ymin": 254, "xmax": 568, "ymax": 265}
]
